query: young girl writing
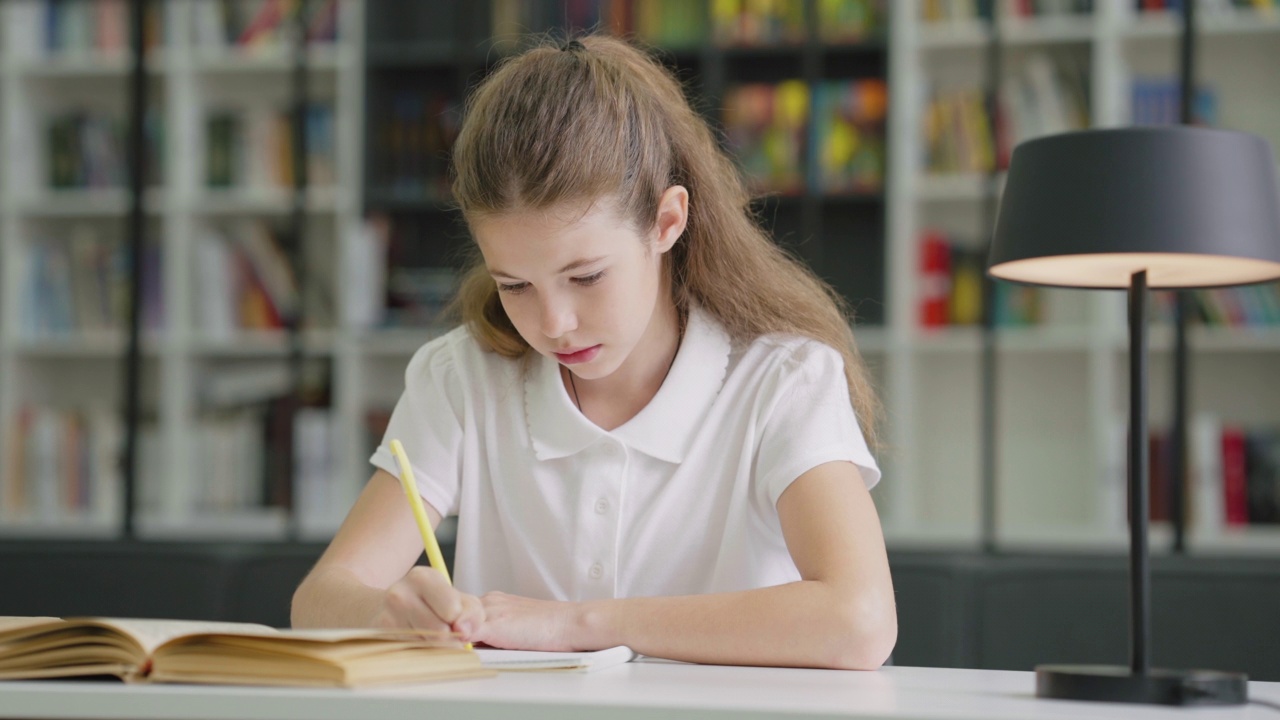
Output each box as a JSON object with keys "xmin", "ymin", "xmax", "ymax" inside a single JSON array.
[{"xmin": 292, "ymin": 34, "xmax": 896, "ymax": 670}]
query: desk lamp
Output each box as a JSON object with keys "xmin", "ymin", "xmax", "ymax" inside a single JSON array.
[{"xmin": 988, "ymin": 126, "xmax": 1280, "ymax": 706}]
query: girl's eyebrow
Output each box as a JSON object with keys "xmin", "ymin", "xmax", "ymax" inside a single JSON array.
[{"xmin": 489, "ymin": 256, "xmax": 607, "ymax": 279}]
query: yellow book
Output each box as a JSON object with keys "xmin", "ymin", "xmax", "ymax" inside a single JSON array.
[{"xmin": 0, "ymin": 617, "xmax": 493, "ymax": 688}]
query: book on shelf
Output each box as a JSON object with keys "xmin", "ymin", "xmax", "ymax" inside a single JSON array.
[
  {"xmin": 1103, "ymin": 415, "xmax": 1280, "ymax": 534},
  {"xmin": 921, "ymin": 0, "xmax": 1094, "ymax": 23},
  {"xmin": 370, "ymin": 87, "xmax": 460, "ymax": 200},
  {"xmin": 492, "ymin": 0, "xmax": 605, "ymax": 42},
  {"xmin": 918, "ymin": 229, "xmax": 1042, "ymax": 328},
  {"xmin": 343, "ymin": 215, "xmax": 390, "ymax": 330},
  {"xmin": 378, "ymin": 215, "xmax": 462, "ymax": 329},
  {"xmin": 925, "ymin": 52, "xmax": 1087, "ymax": 176},
  {"xmin": 1131, "ymin": 78, "xmax": 1217, "ymax": 127},
  {"xmin": 47, "ymin": 109, "xmax": 164, "ymax": 190},
  {"xmin": 204, "ymin": 103, "xmax": 335, "ymax": 191},
  {"xmin": 810, "ymin": 79, "xmax": 888, "ymax": 194},
  {"xmin": 1151, "ymin": 285, "xmax": 1280, "ymax": 327},
  {"xmin": 0, "ymin": 616, "xmax": 490, "ymax": 687},
  {"xmin": 710, "ymin": 0, "xmax": 805, "ymax": 46},
  {"xmin": 1136, "ymin": 0, "xmax": 1280, "ymax": 15},
  {"xmin": 188, "ymin": 359, "xmax": 333, "ymax": 520},
  {"xmin": 192, "ymin": 221, "xmax": 339, "ymax": 337},
  {"xmin": 599, "ymin": 0, "xmax": 708, "ymax": 49},
  {"xmin": 3, "ymin": 0, "xmax": 165, "ymax": 60},
  {"xmin": 723, "ymin": 81, "xmax": 809, "ymax": 196},
  {"xmin": 817, "ymin": 0, "xmax": 886, "ymax": 44},
  {"xmin": 1, "ymin": 406, "xmax": 121, "ymax": 525},
  {"xmin": 21, "ymin": 229, "xmax": 164, "ymax": 338},
  {"xmin": 193, "ymin": 0, "xmax": 340, "ymax": 54}
]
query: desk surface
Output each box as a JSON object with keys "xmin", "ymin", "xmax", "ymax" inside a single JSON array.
[{"xmin": 1, "ymin": 661, "xmax": 1278, "ymax": 720}]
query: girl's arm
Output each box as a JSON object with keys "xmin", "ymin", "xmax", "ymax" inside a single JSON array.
[
  {"xmin": 292, "ymin": 470, "xmax": 484, "ymax": 634},
  {"xmin": 477, "ymin": 460, "xmax": 897, "ymax": 670}
]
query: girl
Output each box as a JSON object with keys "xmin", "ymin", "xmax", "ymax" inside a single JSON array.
[{"xmin": 292, "ymin": 34, "xmax": 896, "ymax": 670}]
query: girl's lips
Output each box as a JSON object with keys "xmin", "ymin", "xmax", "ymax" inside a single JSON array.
[{"xmin": 554, "ymin": 345, "xmax": 601, "ymax": 364}]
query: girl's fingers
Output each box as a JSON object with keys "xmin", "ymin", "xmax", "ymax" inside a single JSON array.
[
  {"xmin": 403, "ymin": 566, "xmax": 464, "ymax": 624},
  {"xmin": 451, "ymin": 593, "xmax": 486, "ymax": 637}
]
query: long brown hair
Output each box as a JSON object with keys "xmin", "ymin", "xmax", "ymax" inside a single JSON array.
[{"xmin": 448, "ymin": 34, "xmax": 880, "ymax": 447}]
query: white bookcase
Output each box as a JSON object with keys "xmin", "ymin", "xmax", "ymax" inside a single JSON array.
[
  {"xmin": 1, "ymin": 0, "xmax": 1278, "ymax": 554},
  {"xmin": 880, "ymin": 0, "xmax": 1280, "ymax": 554},
  {"xmin": 0, "ymin": 0, "xmax": 369, "ymax": 541}
]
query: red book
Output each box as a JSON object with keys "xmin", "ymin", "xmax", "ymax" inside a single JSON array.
[
  {"xmin": 1222, "ymin": 426, "xmax": 1249, "ymax": 526},
  {"xmin": 919, "ymin": 230, "xmax": 951, "ymax": 328}
]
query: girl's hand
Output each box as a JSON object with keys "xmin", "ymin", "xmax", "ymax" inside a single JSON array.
[
  {"xmin": 471, "ymin": 591, "xmax": 583, "ymax": 651},
  {"xmin": 370, "ymin": 566, "xmax": 485, "ymax": 639}
]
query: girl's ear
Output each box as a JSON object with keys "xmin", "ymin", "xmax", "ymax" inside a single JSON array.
[{"xmin": 652, "ymin": 185, "xmax": 689, "ymax": 255}]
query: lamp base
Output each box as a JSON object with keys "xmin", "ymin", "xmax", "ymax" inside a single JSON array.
[{"xmin": 1035, "ymin": 665, "xmax": 1247, "ymax": 706}]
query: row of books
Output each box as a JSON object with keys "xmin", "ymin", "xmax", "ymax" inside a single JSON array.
[
  {"xmin": 368, "ymin": 89, "xmax": 461, "ymax": 201},
  {"xmin": 1153, "ymin": 286, "xmax": 1280, "ymax": 327},
  {"xmin": 2, "ymin": 0, "xmax": 164, "ymax": 60},
  {"xmin": 1137, "ymin": 0, "xmax": 1280, "ymax": 13},
  {"xmin": 492, "ymin": 0, "xmax": 883, "ymax": 49},
  {"xmin": 0, "ymin": 402, "xmax": 336, "ymax": 527},
  {"xmin": 205, "ymin": 103, "xmax": 336, "ymax": 190},
  {"xmin": 1103, "ymin": 416, "xmax": 1280, "ymax": 533},
  {"xmin": 924, "ymin": 52, "xmax": 1088, "ymax": 175},
  {"xmin": 193, "ymin": 222, "xmax": 300, "ymax": 335},
  {"xmin": 1, "ymin": 405, "xmax": 122, "ymax": 524},
  {"xmin": 724, "ymin": 79, "xmax": 887, "ymax": 195},
  {"xmin": 921, "ymin": 0, "xmax": 1093, "ymax": 22},
  {"xmin": 1131, "ymin": 78, "xmax": 1218, "ymax": 126},
  {"xmin": 918, "ymin": 230, "xmax": 1042, "ymax": 328},
  {"xmin": 711, "ymin": 0, "xmax": 808, "ymax": 46},
  {"xmin": 193, "ymin": 0, "xmax": 340, "ymax": 53},
  {"xmin": 20, "ymin": 231, "xmax": 163, "ymax": 337},
  {"xmin": 47, "ymin": 110, "xmax": 164, "ymax": 189}
]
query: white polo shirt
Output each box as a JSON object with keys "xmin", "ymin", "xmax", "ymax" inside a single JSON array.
[{"xmin": 370, "ymin": 306, "xmax": 880, "ymax": 602}]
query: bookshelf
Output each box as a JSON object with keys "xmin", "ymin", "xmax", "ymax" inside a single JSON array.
[
  {"xmin": 883, "ymin": 0, "xmax": 1280, "ymax": 554},
  {"xmin": 1, "ymin": 0, "xmax": 1277, "ymax": 556},
  {"xmin": 0, "ymin": 0, "xmax": 363, "ymax": 541}
]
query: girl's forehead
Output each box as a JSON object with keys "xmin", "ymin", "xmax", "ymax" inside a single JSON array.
[{"xmin": 474, "ymin": 201, "xmax": 633, "ymax": 247}]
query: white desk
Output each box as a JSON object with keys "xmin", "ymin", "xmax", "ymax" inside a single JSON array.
[{"xmin": 1, "ymin": 661, "xmax": 1278, "ymax": 720}]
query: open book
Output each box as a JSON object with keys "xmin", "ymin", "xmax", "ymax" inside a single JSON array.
[
  {"xmin": 0, "ymin": 617, "xmax": 494, "ymax": 688},
  {"xmin": 476, "ymin": 646, "xmax": 637, "ymax": 673}
]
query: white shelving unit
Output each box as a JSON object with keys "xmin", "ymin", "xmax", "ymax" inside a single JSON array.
[
  {"xmin": 881, "ymin": 0, "xmax": 1280, "ymax": 554},
  {"xmin": 0, "ymin": 0, "xmax": 367, "ymax": 542},
  {"xmin": 2, "ymin": 1, "xmax": 1277, "ymax": 554}
]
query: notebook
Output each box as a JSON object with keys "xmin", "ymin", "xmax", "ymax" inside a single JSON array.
[{"xmin": 475, "ymin": 645, "xmax": 637, "ymax": 673}]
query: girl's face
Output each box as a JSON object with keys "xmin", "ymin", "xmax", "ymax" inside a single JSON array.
[{"xmin": 472, "ymin": 190, "xmax": 686, "ymax": 381}]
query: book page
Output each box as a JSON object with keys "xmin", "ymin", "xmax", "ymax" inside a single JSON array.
[
  {"xmin": 77, "ymin": 619, "xmax": 277, "ymax": 656},
  {"xmin": 0, "ymin": 617, "xmax": 60, "ymax": 634}
]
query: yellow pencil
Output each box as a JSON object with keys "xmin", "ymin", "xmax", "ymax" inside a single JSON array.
[{"xmin": 389, "ymin": 439, "xmax": 469, "ymax": 648}]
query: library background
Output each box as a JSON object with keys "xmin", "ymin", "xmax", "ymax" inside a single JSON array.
[{"xmin": 2, "ymin": 0, "xmax": 1280, "ymax": 679}]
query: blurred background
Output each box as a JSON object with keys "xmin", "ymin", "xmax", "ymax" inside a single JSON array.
[{"xmin": 1, "ymin": 0, "xmax": 1278, "ymax": 678}]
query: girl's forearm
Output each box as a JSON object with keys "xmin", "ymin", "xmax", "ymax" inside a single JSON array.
[
  {"xmin": 573, "ymin": 580, "xmax": 896, "ymax": 670},
  {"xmin": 291, "ymin": 566, "xmax": 386, "ymax": 629}
]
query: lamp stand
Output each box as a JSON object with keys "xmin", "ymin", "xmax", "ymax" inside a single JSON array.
[{"xmin": 1035, "ymin": 271, "xmax": 1247, "ymax": 706}]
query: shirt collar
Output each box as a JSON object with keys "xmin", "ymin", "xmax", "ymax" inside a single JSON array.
[{"xmin": 524, "ymin": 305, "xmax": 732, "ymax": 463}]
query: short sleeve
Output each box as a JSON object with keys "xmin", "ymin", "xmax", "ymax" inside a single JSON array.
[
  {"xmin": 755, "ymin": 341, "xmax": 880, "ymax": 507},
  {"xmin": 368, "ymin": 336, "xmax": 466, "ymax": 517}
]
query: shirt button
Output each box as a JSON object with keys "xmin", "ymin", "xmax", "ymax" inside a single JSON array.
[
  {"xmin": 589, "ymin": 563, "xmax": 603, "ymax": 579},
  {"xmin": 594, "ymin": 498, "xmax": 610, "ymax": 515}
]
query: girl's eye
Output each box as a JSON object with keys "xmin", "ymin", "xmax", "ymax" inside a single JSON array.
[
  {"xmin": 498, "ymin": 282, "xmax": 529, "ymax": 294},
  {"xmin": 573, "ymin": 271, "xmax": 605, "ymax": 287}
]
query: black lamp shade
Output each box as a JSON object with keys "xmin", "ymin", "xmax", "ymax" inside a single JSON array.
[{"xmin": 989, "ymin": 126, "xmax": 1280, "ymax": 289}]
